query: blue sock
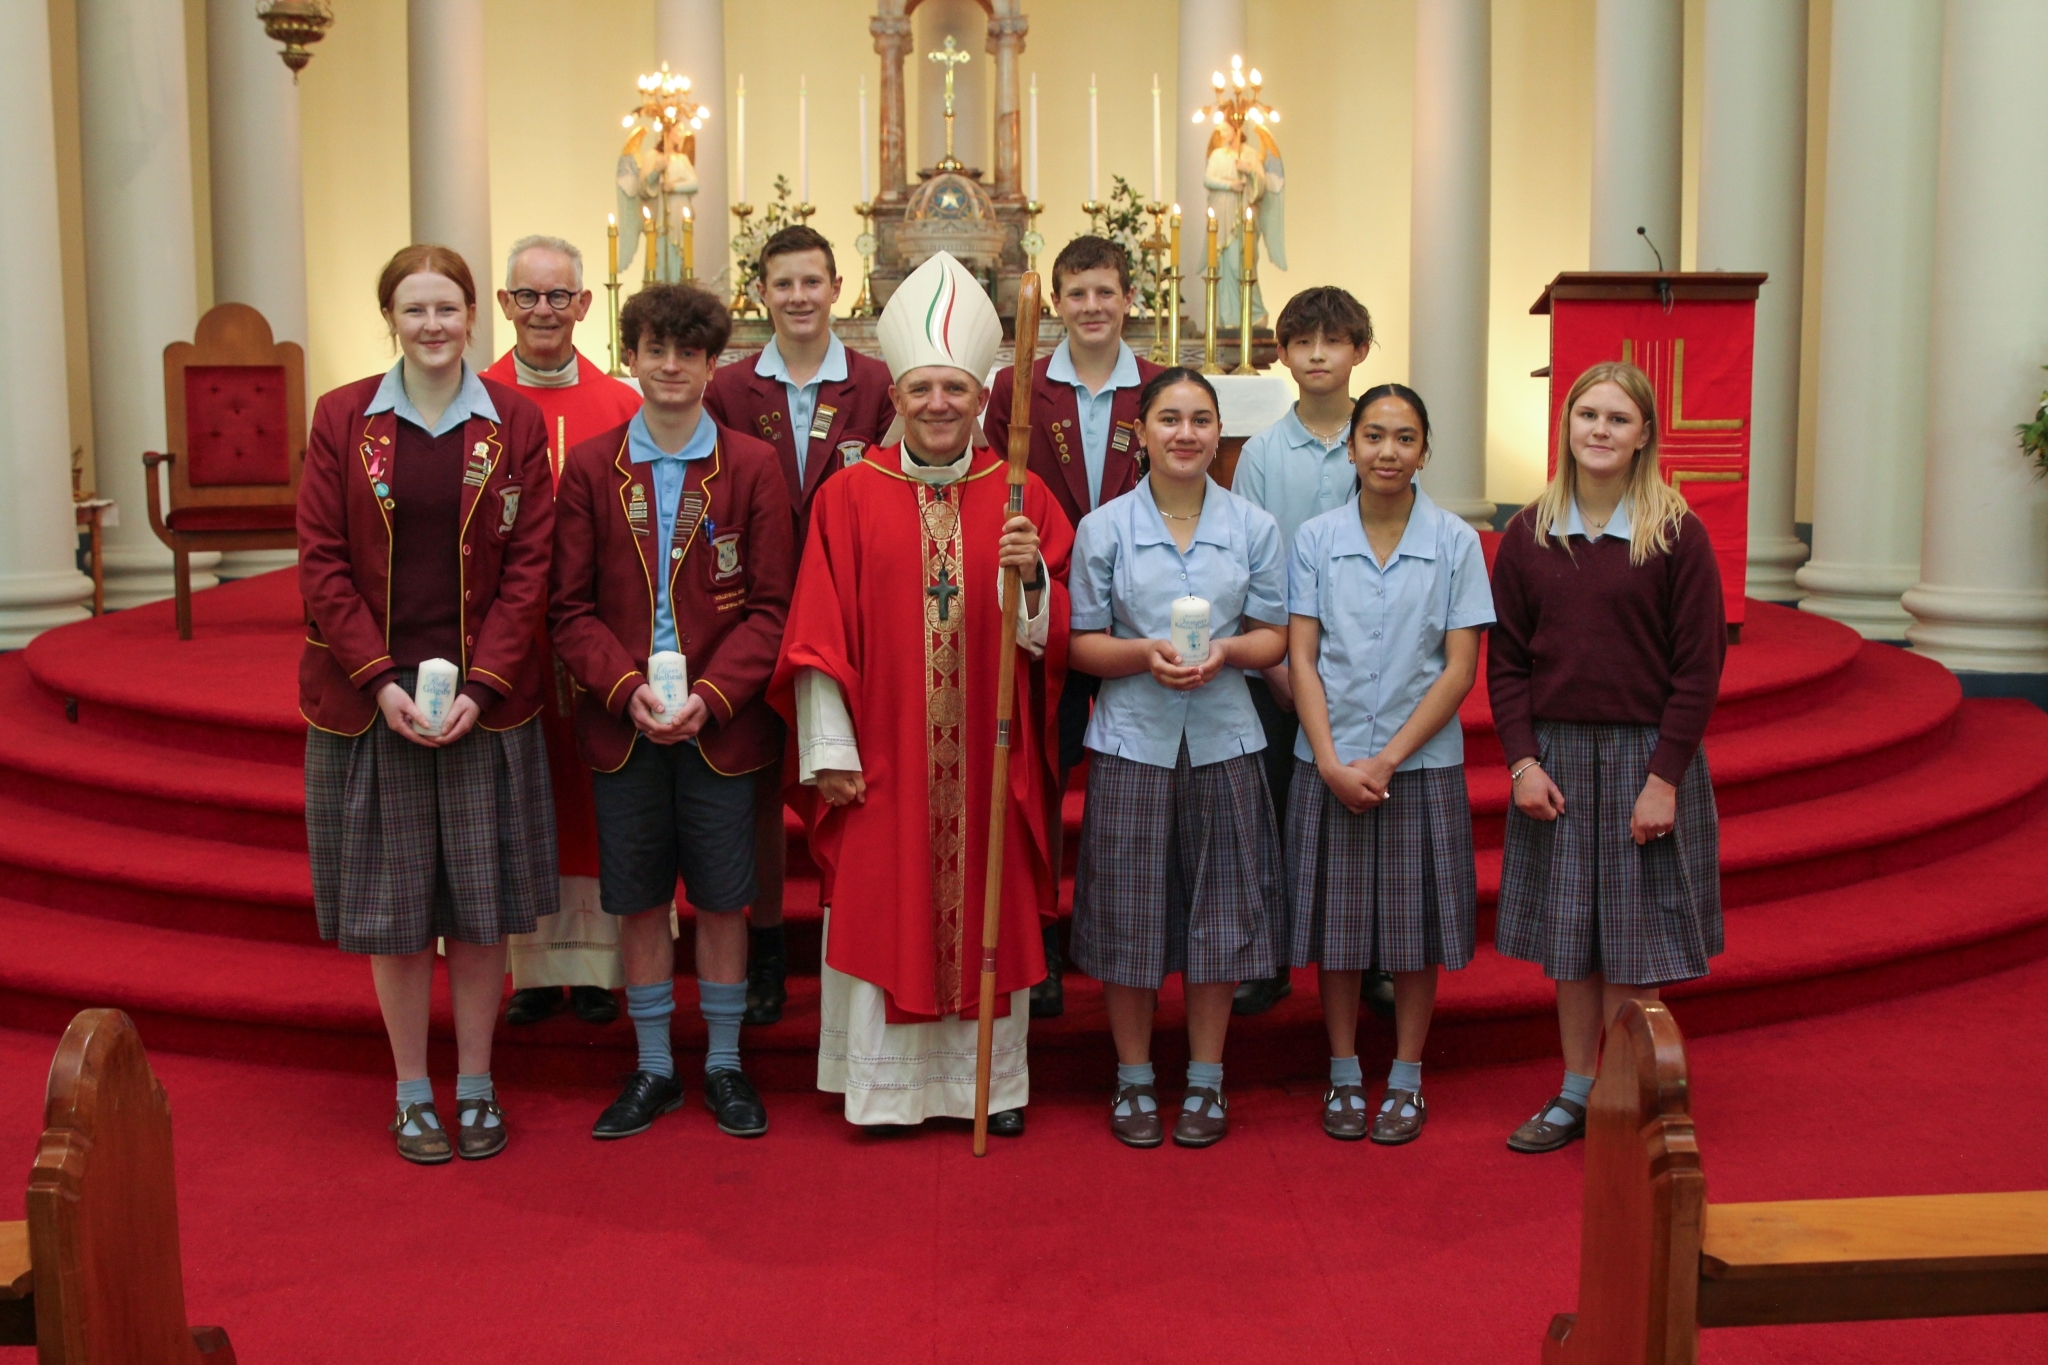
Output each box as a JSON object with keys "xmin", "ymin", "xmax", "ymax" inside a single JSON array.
[
  {"xmin": 455, "ymin": 1071, "xmax": 499, "ymax": 1128},
  {"xmin": 1114, "ymin": 1061, "xmax": 1157, "ymax": 1115},
  {"xmin": 1545, "ymin": 1068, "xmax": 1595, "ymax": 1126},
  {"xmin": 1383, "ymin": 1059, "xmax": 1423, "ymax": 1117},
  {"xmin": 625, "ymin": 981, "xmax": 676, "ymax": 1079},
  {"xmin": 1184, "ymin": 1060, "xmax": 1224, "ymax": 1113},
  {"xmin": 1328, "ymin": 1055, "xmax": 1365, "ymax": 1113},
  {"xmin": 395, "ymin": 1077, "xmax": 437, "ymax": 1135},
  {"xmin": 699, "ymin": 978, "xmax": 746, "ymax": 1075}
]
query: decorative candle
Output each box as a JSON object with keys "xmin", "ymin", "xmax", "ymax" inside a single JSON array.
[
  {"xmin": 607, "ymin": 212, "xmax": 618, "ymax": 277},
  {"xmin": 1088, "ymin": 74, "xmax": 1099, "ymax": 203},
  {"xmin": 736, "ymin": 73, "xmax": 747, "ymax": 203},
  {"xmin": 1170, "ymin": 597, "xmax": 1211, "ymax": 666},
  {"xmin": 647, "ymin": 651, "xmax": 690, "ymax": 716},
  {"xmin": 641, "ymin": 205, "xmax": 655, "ymax": 283},
  {"xmin": 1206, "ymin": 207, "xmax": 1218, "ymax": 269},
  {"xmin": 413, "ymin": 658, "xmax": 460, "ymax": 736},
  {"xmin": 1028, "ymin": 74, "xmax": 1040, "ymax": 202},
  {"xmin": 859, "ymin": 76, "xmax": 871, "ymax": 203},
  {"xmin": 1170, "ymin": 203, "xmax": 1181, "ymax": 269},
  {"xmin": 682, "ymin": 206, "xmax": 694, "ymax": 278},
  {"xmin": 797, "ymin": 74, "xmax": 809, "ymax": 203},
  {"xmin": 1150, "ymin": 74, "xmax": 1162, "ymax": 204}
]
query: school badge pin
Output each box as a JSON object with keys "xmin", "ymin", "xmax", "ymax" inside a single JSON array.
[
  {"xmin": 810, "ymin": 404, "xmax": 838, "ymax": 443},
  {"xmin": 839, "ymin": 440, "xmax": 865, "ymax": 467},
  {"xmin": 498, "ymin": 487, "xmax": 520, "ymax": 534},
  {"xmin": 1111, "ymin": 422, "xmax": 1133, "ymax": 453},
  {"xmin": 628, "ymin": 482, "xmax": 649, "ymax": 534}
]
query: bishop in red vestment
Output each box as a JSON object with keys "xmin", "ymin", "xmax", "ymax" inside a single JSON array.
[
  {"xmin": 482, "ymin": 235, "xmax": 643, "ymax": 1018},
  {"xmin": 769, "ymin": 252, "xmax": 1071, "ymax": 1130}
]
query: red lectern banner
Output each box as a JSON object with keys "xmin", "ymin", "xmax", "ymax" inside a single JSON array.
[{"xmin": 1533, "ymin": 272, "xmax": 1765, "ymax": 629}]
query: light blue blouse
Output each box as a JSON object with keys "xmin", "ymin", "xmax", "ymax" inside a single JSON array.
[
  {"xmin": 1288, "ymin": 485, "xmax": 1495, "ymax": 770},
  {"xmin": 1070, "ymin": 476, "xmax": 1288, "ymax": 768}
]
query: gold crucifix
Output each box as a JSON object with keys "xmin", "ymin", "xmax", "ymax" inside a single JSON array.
[{"xmin": 928, "ymin": 35, "xmax": 970, "ymax": 172}]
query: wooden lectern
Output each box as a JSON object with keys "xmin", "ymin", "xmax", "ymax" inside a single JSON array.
[{"xmin": 1532, "ymin": 272, "xmax": 1765, "ymax": 638}]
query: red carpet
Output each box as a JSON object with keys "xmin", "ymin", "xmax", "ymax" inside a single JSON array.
[
  {"xmin": 2, "ymin": 571, "xmax": 2047, "ymax": 1087},
  {"xmin": 0, "ymin": 955, "xmax": 2042, "ymax": 1363}
]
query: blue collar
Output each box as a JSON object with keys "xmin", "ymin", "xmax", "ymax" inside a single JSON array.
[
  {"xmin": 1134, "ymin": 476, "xmax": 1235, "ymax": 549},
  {"xmin": 365, "ymin": 361, "xmax": 499, "ymax": 438},
  {"xmin": 755, "ymin": 333, "xmax": 848, "ymax": 388},
  {"xmin": 1564, "ymin": 493, "xmax": 1633, "ymax": 540},
  {"xmin": 1046, "ymin": 339, "xmax": 1141, "ymax": 397},
  {"xmin": 1330, "ymin": 484, "xmax": 1444, "ymax": 562},
  {"xmin": 627, "ymin": 408, "xmax": 717, "ymax": 464}
]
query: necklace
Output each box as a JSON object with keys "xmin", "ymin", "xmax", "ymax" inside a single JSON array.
[{"xmin": 1158, "ymin": 508, "xmax": 1201, "ymax": 522}]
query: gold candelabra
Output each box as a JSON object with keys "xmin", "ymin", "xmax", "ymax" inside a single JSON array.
[
  {"xmin": 852, "ymin": 203, "xmax": 879, "ymax": 317},
  {"xmin": 729, "ymin": 203, "xmax": 760, "ymax": 316},
  {"xmin": 1163, "ymin": 206, "xmax": 1183, "ymax": 366},
  {"xmin": 1142, "ymin": 202, "xmax": 1174, "ymax": 364}
]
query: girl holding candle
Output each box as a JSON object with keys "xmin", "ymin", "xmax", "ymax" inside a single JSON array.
[
  {"xmin": 1285, "ymin": 384, "xmax": 1493, "ymax": 1143},
  {"xmin": 1490, "ymin": 360, "xmax": 1725, "ymax": 1155},
  {"xmin": 1067, "ymin": 368, "xmax": 1289, "ymax": 1149},
  {"xmin": 298, "ymin": 244, "xmax": 559, "ymax": 1165}
]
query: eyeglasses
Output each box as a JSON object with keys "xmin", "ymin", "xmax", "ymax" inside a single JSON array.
[{"xmin": 509, "ymin": 289, "xmax": 578, "ymax": 311}]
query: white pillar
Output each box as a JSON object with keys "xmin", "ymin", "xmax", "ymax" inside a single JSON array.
[
  {"xmin": 1697, "ymin": 0, "xmax": 1808, "ymax": 600},
  {"xmin": 408, "ymin": 0, "xmax": 493, "ymax": 367},
  {"xmin": 77, "ymin": 0, "xmax": 217, "ymax": 610},
  {"xmin": 209, "ymin": 0, "xmax": 305, "ymax": 580},
  {"xmin": 1409, "ymin": 0, "xmax": 1492, "ymax": 527},
  {"xmin": 1902, "ymin": 0, "xmax": 2048, "ymax": 672},
  {"xmin": 1795, "ymin": 0, "xmax": 1942, "ymax": 638},
  {"xmin": 0, "ymin": 0, "xmax": 94, "ymax": 644},
  {"xmin": 1589, "ymin": 0, "xmax": 1683, "ymax": 269},
  {"xmin": 1175, "ymin": 0, "xmax": 1245, "ymax": 218},
  {"xmin": 916, "ymin": 0, "xmax": 989, "ymax": 175},
  {"xmin": 656, "ymin": 0, "xmax": 728, "ymax": 295}
]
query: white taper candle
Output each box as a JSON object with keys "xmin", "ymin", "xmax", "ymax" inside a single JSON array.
[
  {"xmin": 859, "ymin": 76, "xmax": 871, "ymax": 202},
  {"xmin": 1088, "ymin": 75, "xmax": 1100, "ymax": 203},
  {"xmin": 798, "ymin": 74, "xmax": 809, "ymax": 203},
  {"xmin": 736, "ymin": 74, "xmax": 747, "ymax": 203},
  {"xmin": 1028, "ymin": 74, "xmax": 1039, "ymax": 202},
  {"xmin": 1151, "ymin": 74, "xmax": 1162, "ymax": 204}
]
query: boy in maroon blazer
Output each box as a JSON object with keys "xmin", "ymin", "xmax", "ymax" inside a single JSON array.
[
  {"xmin": 704, "ymin": 224, "xmax": 893, "ymax": 1027},
  {"xmin": 982, "ymin": 235, "xmax": 1163, "ymax": 1016},
  {"xmin": 548, "ymin": 283, "xmax": 795, "ymax": 1141}
]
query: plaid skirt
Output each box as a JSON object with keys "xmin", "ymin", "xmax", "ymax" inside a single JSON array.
[
  {"xmin": 306, "ymin": 700, "xmax": 559, "ymax": 956},
  {"xmin": 1287, "ymin": 761, "xmax": 1477, "ymax": 972},
  {"xmin": 1069, "ymin": 741, "xmax": 1285, "ymax": 989},
  {"xmin": 1495, "ymin": 721, "xmax": 1722, "ymax": 986}
]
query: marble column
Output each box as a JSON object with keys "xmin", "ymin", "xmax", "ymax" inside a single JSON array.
[
  {"xmin": 1176, "ymin": 0, "xmax": 1245, "ymax": 217},
  {"xmin": 407, "ymin": 0, "xmax": 493, "ymax": 367},
  {"xmin": 77, "ymin": 0, "xmax": 216, "ymax": 610},
  {"xmin": 1408, "ymin": 0, "xmax": 1493, "ymax": 527},
  {"xmin": 873, "ymin": 10, "xmax": 912, "ymax": 203},
  {"xmin": 1697, "ymin": 0, "xmax": 1808, "ymax": 600},
  {"xmin": 209, "ymin": 0, "xmax": 306, "ymax": 579},
  {"xmin": 1589, "ymin": 0, "xmax": 1683, "ymax": 269},
  {"xmin": 656, "ymin": 0, "xmax": 728, "ymax": 294},
  {"xmin": 987, "ymin": 3, "xmax": 1028, "ymax": 202},
  {"xmin": 1795, "ymin": 0, "xmax": 1942, "ymax": 638},
  {"xmin": 0, "ymin": 0, "xmax": 94, "ymax": 644},
  {"xmin": 1901, "ymin": 0, "xmax": 2048, "ymax": 672},
  {"xmin": 916, "ymin": 0, "xmax": 988, "ymax": 175}
]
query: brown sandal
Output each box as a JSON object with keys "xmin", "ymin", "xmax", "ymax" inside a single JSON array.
[
  {"xmin": 1322, "ymin": 1084, "xmax": 1370, "ymax": 1141},
  {"xmin": 455, "ymin": 1096, "xmax": 508, "ymax": 1160},
  {"xmin": 1507, "ymin": 1095, "xmax": 1585, "ymax": 1153},
  {"xmin": 1369, "ymin": 1088, "xmax": 1426, "ymax": 1145},
  {"xmin": 1109, "ymin": 1083, "xmax": 1164, "ymax": 1148},
  {"xmin": 390, "ymin": 1101, "xmax": 452, "ymax": 1165}
]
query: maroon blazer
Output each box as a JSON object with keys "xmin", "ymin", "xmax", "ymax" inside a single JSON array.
[
  {"xmin": 983, "ymin": 352, "xmax": 1164, "ymax": 534},
  {"xmin": 547, "ymin": 417, "xmax": 795, "ymax": 775},
  {"xmin": 298, "ymin": 374, "xmax": 555, "ymax": 736},
  {"xmin": 704, "ymin": 342, "xmax": 895, "ymax": 532}
]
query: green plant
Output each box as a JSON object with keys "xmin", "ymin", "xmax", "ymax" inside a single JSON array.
[
  {"xmin": 730, "ymin": 174, "xmax": 799, "ymax": 296},
  {"xmin": 2019, "ymin": 367, "xmax": 2048, "ymax": 479},
  {"xmin": 1098, "ymin": 175, "xmax": 1169, "ymax": 319}
]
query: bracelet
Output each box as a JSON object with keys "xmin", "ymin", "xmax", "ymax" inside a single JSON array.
[{"xmin": 1510, "ymin": 760, "xmax": 1541, "ymax": 783}]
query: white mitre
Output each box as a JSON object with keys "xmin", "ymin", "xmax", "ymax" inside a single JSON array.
[{"xmin": 877, "ymin": 251, "xmax": 1002, "ymax": 383}]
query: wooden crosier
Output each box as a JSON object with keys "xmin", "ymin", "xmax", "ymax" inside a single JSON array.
[{"xmin": 972, "ymin": 271, "xmax": 1043, "ymax": 1157}]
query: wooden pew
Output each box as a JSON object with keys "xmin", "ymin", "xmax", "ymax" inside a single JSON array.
[
  {"xmin": 1542, "ymin": 999, "xmax": 2048, "ymax": 1364},
  {"xmin": 0, "ymin": 1009, "xmax": 234, "ymax": 1362}
]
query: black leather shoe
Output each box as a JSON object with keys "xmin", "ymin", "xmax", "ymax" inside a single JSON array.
[
  {"xmin": 702, "ymin": 1068, "xmax": 769, "ymax": 1137},
  {"xmin": 743, "ymin": 926, "xmax": 788, "ymax": 1026},
  {"xmin": 505, "ymin": 987, "xmax": 563, "ymax": 1026},
  {"xmin": 1029, "ymin": 921, "xmax": 1065, "ymax": 1019},
  {"xmin": 1231, "ymin": 969, "xmax": 1293, "ymax": 1017},
  {"xmin": 987, "ymin": 1107, "xmax": 1026, "ymax": 1138},
  {"xmin": 1362, "ymin": 970, "xmax": 1397, "ymax": 1021},
  {"xmin": 592, "ymin": 1070, "xmax": 684, "ymax": 1139},
  {"xmin": 570, "ymin": 986, "xmax": 619, "ymax": 1024}
]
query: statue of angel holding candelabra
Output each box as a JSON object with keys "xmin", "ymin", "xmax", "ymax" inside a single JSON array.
[
  {"xmin": 1199, "ymin": 55, "xmax": 1286, "ymax": 328},
  {"xmin": 617, "ymin": 64, "xmax": 706, "ymax": 283}
]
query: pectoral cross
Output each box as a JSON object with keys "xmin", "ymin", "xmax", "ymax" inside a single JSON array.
[
  {"xmin": 928, "ymin": 35, "xmax": 970, "ymax": 172},
  {"xmin": 927, "ymin": 564, "xmax": 960, "ymax": 622}
]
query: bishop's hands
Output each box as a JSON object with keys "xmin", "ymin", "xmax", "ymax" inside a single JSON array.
[
  {"xmin": 377, "ymin": 681, "xmax": 477, "ymax": 748},
  {"xmin": 816, "ymin": 769, "xmax": 867, "ymax": 808},
  {"xmin": 629, "ymin": 684, "xmax": 708, "ymax": 744}
]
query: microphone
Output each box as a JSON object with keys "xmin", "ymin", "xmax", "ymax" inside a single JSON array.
[{"xmin": 1637, "ymin": 226, "xmax": 1674, "ymax": 311}]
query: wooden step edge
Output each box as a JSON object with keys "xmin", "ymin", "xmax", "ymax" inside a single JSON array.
[
  {"xmin": 1702, "ymin": 1191, "xmax": 2048, "ymax": 1275},
  {"xmin": 0, "ymin": 1220, "xmax": 29, "ymax": 1299}
]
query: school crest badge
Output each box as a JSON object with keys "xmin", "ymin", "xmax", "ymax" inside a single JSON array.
[
  {"xmin": 712, "ymin": 531, "xmax": 742, "ymax": 581},
  {"xmin": 839, "ymin": 440, "xmax": 866, "ymax": 467},
  {"xmin": 497, "ymin": 487, "xmax": 520, "ymax": 534}
]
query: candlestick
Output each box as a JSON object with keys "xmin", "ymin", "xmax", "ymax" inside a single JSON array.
[
  {"xmin": 1088, "ymin": 74, "xmax": 1099, "ymax": 204},
  {"xmin": 852, "ymin": 201, "xmax": 878, "ymax": 317},
  {"xmin": 728, "ymin": 201, "xmax": 758, "ymax": 316},
  {"xmin": 1150, "ymin": 74, "xmax": 1163, "ymax": 206},
  {"xmin": 1021, "ymin": 200, "xmax": 1046, "ymax": 313},
  {"xmin": 1166, "ymin": 205, "xmax": 1183, "ymax": 366},
  {"xmin": 859, "ymin": 76, "xmax": 871, "ymax": 203},
  {"xmin": 1201, "ymin": 208, "xmax": 1223, "ymax": 375},
  {"xmin": 641, "ymin": 205, "xmax": 655, "ymax": 288},
  {"xmin": 1234, "ymin": 202, "xmax": 1259, "ymax": 375},
  {"xmin": 1028, "ymin": 74, "xmax": 1040, "ymax": 203},
  {"xmin": 1142, "ymin": 201, "xmax": 1171, "ymax": 364},
  {"xmin": 656, "ymin": 202, "xmax": 670, "ymax": 284},
  {"xmin": 1081, "ymin": 199, "xmax": 1105, "ymax": 236},
  {"xmin": 605, "ymin": 213, "xmax": 622, "ymax": 375},
  {"xmin": 797, "ymin": 74, "xmax": 809, "ymax": 204},
  {"xmin": 735, "ymin": 74, "xmax": 747, "ymax": 204},
  {"xmin": 1206, "ymin": 206, "xmax": 1218, "ymax": 270},
  {"xmin": 682, "ymin": 206, "xmax": 694, "ymax": 282}
]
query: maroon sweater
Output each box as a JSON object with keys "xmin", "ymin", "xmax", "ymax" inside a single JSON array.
[
  {"xmin": 369, "ymin": 421, "xmax": 494, "ymax": 708},
  {"xmin": 1487, "ymin": 508, "xmax": 1726, "ymax": 786}
]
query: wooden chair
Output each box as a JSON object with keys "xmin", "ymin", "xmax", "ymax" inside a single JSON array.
[
  {"xmin": 143, "ymin": 303, "xmax": 306, "ymax": 640},
  {"xmin": 1542, "ymin": 999, "xmax": 2048, "ymax": 1364},
  {"xmin": 0, "ymin": 1009, "xmax": 235, "ymax": 1363}
]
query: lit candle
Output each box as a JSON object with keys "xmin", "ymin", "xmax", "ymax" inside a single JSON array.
[
  {"xmin": 1170, "ymin": 203, "xmax": 1181, "ymax": 272},
  {"xmin": 1206, "ymin": 206, "xmax": 1218, "ymax": 270},
  {"xmin": 798, "ymin": 74, "xmax": 809, "ymax": 203},
  {"xmin": 607, "ymin": 212, "xmax": 618, "ymax": 278},
  {"xmin": 859, "ymin": 76, "xmax": 871, "ymax": 202},
  {"xmin": 642, "ymin": 205, "xmax": 655, "ymax": 283},
  {"xmin": 736, "ymin": 73, "xmax": 747, "ymax": 203},
  {"xmin": 1088, "ymin": 74, "xmax": 1099, "ymax": 203},
  {"xmin": 682, "ymin": 205, "xmax": 694, "ymax": 278},
  {"xmin": 1028, "ymin": 74, "xmax": 1040, "ymax": 202},
  {"xmin": 1150, "ymin": 74, "xmax": 1162, "ymax": 204}
]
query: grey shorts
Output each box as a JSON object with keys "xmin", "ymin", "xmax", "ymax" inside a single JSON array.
[{"xmin": 591, "ymin": 738, "xmax": 759, "ymax": 917}]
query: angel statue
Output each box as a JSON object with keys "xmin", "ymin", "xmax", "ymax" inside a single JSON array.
[
  {"xmin": 1204, "ymin": 119, "xmax": 1286, "ymax": 328},
  {"xmin": 616, "ymin": 65, "xmax": 705, "ymax": 282}
]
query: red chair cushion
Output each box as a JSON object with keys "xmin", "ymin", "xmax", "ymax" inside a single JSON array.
[
  {"xmin": 165, "ymin": 504, "xmax": 299, "ymax": 533},
  {"xmin": 184, "ymin": 365, "xmax": 290, "ymax": 487}
]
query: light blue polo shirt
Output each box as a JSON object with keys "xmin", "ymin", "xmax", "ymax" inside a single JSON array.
[
  {"xmin": 1046, "ymin": 339, "xmax": 1142, "ymax": 512},
  {"xmin": 1070, "ymin": 476, "xmax": 1288, "ymax": 768},
  {"xmin": 1288, "ymin": 485, "xmax": 1495, "ymax": 770},
  {"xmin": 626, "ymin": 408, "xmax": 717, "ymax": 653},
  {"xmin": 1232, "ymin": 404, "xmax": 1355, "ymax": 550},
  {"xmin": 365, "ymin": 361, "xmax": 498, "ymax": 436},
  {"xmin": 755, "ymin": 333, "xmax": 848, "ymax": 482}
]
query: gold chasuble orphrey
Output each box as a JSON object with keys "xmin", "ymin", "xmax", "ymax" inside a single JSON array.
[{"xmin": 919, "ymin": 482, "xmax": 971, "ymax": 1012}]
